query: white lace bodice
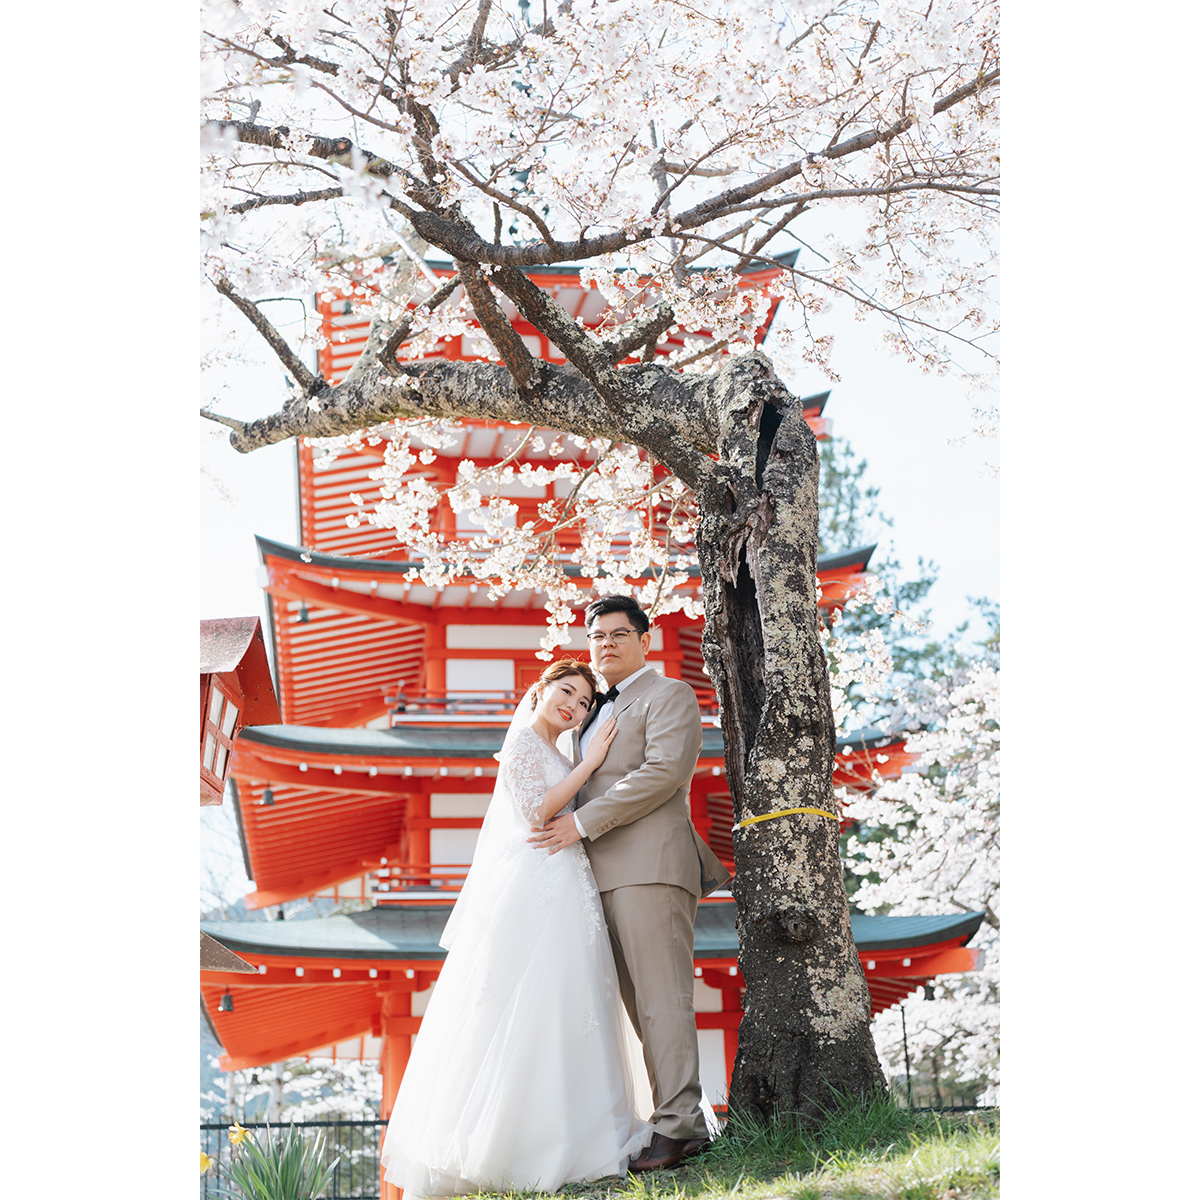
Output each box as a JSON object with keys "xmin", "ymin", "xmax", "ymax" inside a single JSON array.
[
  {"xmin": 440, "ymin": 721, "xmax": 602, "ymax": 956},
  {"xmin": 499, "ymin": 727, "xmax": 574, "ymax": 825}
]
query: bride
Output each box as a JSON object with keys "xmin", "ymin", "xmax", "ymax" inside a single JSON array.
[{"xmin": 380, "ymin": 660, "xmax": 655, "ymax": 1195}]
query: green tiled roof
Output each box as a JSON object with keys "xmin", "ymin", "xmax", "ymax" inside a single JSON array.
[
  {"xmin": 238, "ymin": 723, "xmax": 903, "ymax": 760},
  {"xmin": 255, "ymin": 535, "xmax": 871, "ymax": 581},
  {"xmin": 201, "ymin": 904, "xmax": 984, "ymax": 962}
]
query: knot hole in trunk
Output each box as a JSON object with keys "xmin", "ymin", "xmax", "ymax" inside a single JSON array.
[
  {"xmin": 758, "ymin": 905, "xmax": 818, "ymax": 944},
  {"xmin": 754, "ymin": 400, "xmax": 784, "ymax": 487}
]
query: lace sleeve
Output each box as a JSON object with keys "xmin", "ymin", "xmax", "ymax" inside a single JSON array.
[{"xmin": 500, "ymin": 729, "xmax": 552, "ymax": 825}]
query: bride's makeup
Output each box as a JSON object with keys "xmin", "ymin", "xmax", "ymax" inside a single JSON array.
[{"xmin": 531, "ymin": 674, "xmax": 594, "ymax": 740}]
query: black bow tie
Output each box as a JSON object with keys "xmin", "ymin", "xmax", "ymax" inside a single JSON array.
[{"xmin": 580, "ymin": 687, "xmax": 620, "ymax": 735}]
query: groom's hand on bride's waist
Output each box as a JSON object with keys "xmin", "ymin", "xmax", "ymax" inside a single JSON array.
[{"xmin": 527, "ymin": 812, "xmax": 582, "ymax": 855}]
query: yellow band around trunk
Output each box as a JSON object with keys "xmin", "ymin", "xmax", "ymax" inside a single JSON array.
[{"xmin": 732, "ymin": 806, "xmax": 839, "ymax": 832}]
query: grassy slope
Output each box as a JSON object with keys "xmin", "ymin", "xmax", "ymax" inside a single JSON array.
[{"xmin": 481, "ymin": 1100, "xmax": 999, "ymax": 1200}]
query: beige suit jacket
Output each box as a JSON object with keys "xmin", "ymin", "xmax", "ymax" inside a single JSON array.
[{"xmin": 573, "ymin": 669, "xmax": 732, "ymax": 897}]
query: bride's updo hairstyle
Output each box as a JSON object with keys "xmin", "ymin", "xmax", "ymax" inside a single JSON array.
[{"xmin": 528, "ymin": 659, "xmax": 599, "ymax": 709}]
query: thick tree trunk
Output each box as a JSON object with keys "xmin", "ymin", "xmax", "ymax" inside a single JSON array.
[{"xmin": 695, "ymin": 356, "xmax": 885, "ymax": 1123}]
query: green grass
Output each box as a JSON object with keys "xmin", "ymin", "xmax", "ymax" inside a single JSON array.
[{"xmin": 478, "ymin": 1098, "xmax": 998, "ymax": 1200}]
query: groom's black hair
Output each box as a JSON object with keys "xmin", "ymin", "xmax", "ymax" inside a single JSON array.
[{"xmin": 584, "ymin": 594, "xmax": 650, "ymax": 634}]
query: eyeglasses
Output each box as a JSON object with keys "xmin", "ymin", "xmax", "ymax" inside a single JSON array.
[{"xmin": 586, "ymin": 628, "xmax": 638, "ymax": 645}]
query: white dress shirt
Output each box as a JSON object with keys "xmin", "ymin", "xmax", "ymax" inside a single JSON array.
[{"xmin": 572, "ymin": 665, "xmax": 656, "ymax": 838}]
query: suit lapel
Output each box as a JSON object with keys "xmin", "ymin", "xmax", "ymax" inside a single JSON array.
[{"xmin": 611, "ymin": 667, "xmax": 658, "ymax": 717}]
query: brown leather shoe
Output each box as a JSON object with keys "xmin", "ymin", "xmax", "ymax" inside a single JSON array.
[{"xmin": 629, "ymin": 1132, "xmax": 709, "ymax": 1172}]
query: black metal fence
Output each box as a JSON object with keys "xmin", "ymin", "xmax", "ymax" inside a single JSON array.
[
  {"xmin": 200, "ymin": 1118, "xmax": 387, "ymax": 1199},
  {"xmin": 200, "ymin": 1098, "xmax": 994, "ymax": 1198},
  {"xmin": 888, "ymin": 1084, "xmax": 995, "ymax": 1112}
]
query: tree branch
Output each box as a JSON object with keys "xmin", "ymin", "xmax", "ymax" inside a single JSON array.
[
  {"xmin": 457, "ymin": 262, "xmax": 543, "ymax": 392},
  {"xmin": 491, "ymin": 265, "xmax": 622, "ymax": 399},
  {"xmin": 266, "ymin": 34, "xmax": 340, "ymax": 75},
  {"xmin": 732, "ymin": 201, "xmax": 809, "ymax": 273},
  {"xmin": 663, "ymin": 161, "xmax": 735, "ymax": 178},
  {"xmin": 228, "ymin": 186, "xmax": 344, "ymax": 214},
  {"xmin": 210, "ymin": 121, "xmax": 441, "ymax": 212},
  {"xmin": 209, "ymin": 346, "xmax": 722, "ymax": 496},
  {"xmin": 378, "ymin": 273, "xmax": 462, "ymax": 376},
  {"xmin": 693, "ymin": 177, "xmax": 999, "ymax": 223},
  {"xmin": 597, "ymin": 303, "xmax": 677, "ymax": 364},
  {"xmin": 211, "ymin": 275, "xmax": 322, "ymax": 394},
  {"xmin": 211, "ymin": 68, "xmax": 998, "ymax": 271},
  {"xmin": 651, "ymin": 134, "xmax": 740, "ymax": 218},
  {"xmin": 199, "ymin": 408, "xmax": 247, "ymax": 435},
  {"xmin": 445, "ymin": 155, "xmax": 559, "ymax": 247},
  {"xmin": 206, "ymin": 358, "xmax": 599, "ymax": 453},
  {"xmin": 671, "ymin": 68, "xmax": 1000, "ymax": 231},
  {"xmin": 669, "ymin": 337, "xmax": 731, "ymax": 369},
  {"xmin": 447, "ymin": 0, "xmax": 493, "ymax": 84}
]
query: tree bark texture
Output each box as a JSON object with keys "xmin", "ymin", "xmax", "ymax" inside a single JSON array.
[{"xmin": 695, "ymin": 357, "xmax": 885, "ymax": 1123}]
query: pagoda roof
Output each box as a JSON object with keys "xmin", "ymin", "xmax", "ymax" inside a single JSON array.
[
  {"xmin": 813, "ymin": 544, "xmax": 878, "ymax": 574},
  {"xmin": 228, "ymin": 719, "xmax": 915, "ymax": 909},
  {"xmin": 257, "ymin": 534, "xmax": 873, "ymax": 584},
  {"xmin": 257, "ymin": 535, "xmax": 876, "ymax": 727},
  {"xmin": 199, "ymin": 903, "xmax": 985, "ymax": 1065},
  {"xmin": 801, "ymin": 389, "xmax": 831, "ymax": 417},
  {"xmin": 200, "ymin": 904, "xmax": 984, "ymax": 963},
  {"xmin": 317, "ymin": 255, "xmax": 794, "ymax": 395},
  {"xmin": 200, "ymin": 930, "xmax": 258, "ymax": 974},
  {"xmin": 201, "ymin": 617, "xmax": 266, "ymax": 674},
  {"xmin": 238, "ymin": 720, "xmax": 898, "ymax": 760},
  {"xmin": 199, "ymin": 616, "xmax": 282, "ymax": 726}
]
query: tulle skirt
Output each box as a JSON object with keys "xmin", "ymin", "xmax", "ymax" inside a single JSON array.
[{"xmin": 380, "ymin": 839, "xmax": 653, "ymax": 1195}]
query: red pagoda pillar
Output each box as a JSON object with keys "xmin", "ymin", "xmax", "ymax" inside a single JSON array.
[{"xmin": 379, "ymin": 986, "xmax": 412, "ymax": 1200}]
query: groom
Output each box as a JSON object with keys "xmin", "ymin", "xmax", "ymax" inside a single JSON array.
[{"xmin": 529, "ymin": 595, "xmax": 731, "ymax": 1171}]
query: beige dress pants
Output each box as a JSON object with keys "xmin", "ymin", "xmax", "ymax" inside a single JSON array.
[{"xmin": 601, "ymin": 883, "xmax": 708, "ymax": 1142}]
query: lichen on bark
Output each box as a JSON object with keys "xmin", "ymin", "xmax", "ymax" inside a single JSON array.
[{"xmin": 695, "ymin": 356, "xmax": 885, "ymax": 1121}]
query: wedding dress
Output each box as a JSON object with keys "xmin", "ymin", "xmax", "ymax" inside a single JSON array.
[{"xmin": 380, "ymin": 722, "xmax": 654, "ymax": 1196}]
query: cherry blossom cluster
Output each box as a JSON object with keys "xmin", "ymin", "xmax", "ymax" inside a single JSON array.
[
  {"xmin": 845, "ymin": 646, "xmax": 1000, "ymax": 1096},
  {"xmin": 822, "ymin": 573, "xmax": 927, "ymax": 735},
  {"xmin": 200, "ymin": 0, "xmax": 999, "ymax": 382},
  {"xmin": 219, "ymin": 1057, "xmax": 384, "ymax": 1123},
  {"xmin": 307, "ymin": 420, "xmax": 704, "ymax": 657}
]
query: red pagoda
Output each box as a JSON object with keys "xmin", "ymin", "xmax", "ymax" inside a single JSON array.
[{"xmin": 200, "ymin": 262, "xmax": 984, "ymax": 1197}]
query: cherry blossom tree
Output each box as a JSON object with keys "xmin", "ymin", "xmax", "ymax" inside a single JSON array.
[
  {"xmin": 221, "ymin": 1057, "xmax": 384, "ymax": 1122},
  {"xmin": 200, "ymin": 0, "xmax": 999, "ymax": 1120},
  {"xmin": 845, "ymin": 623, "xmax": 1000, "ymax": 1100}
]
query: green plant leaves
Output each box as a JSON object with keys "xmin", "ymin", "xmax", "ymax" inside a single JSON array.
[{"xmin": 213, "ymin": 1123, "xmax": 340, "ymax": 1200}]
